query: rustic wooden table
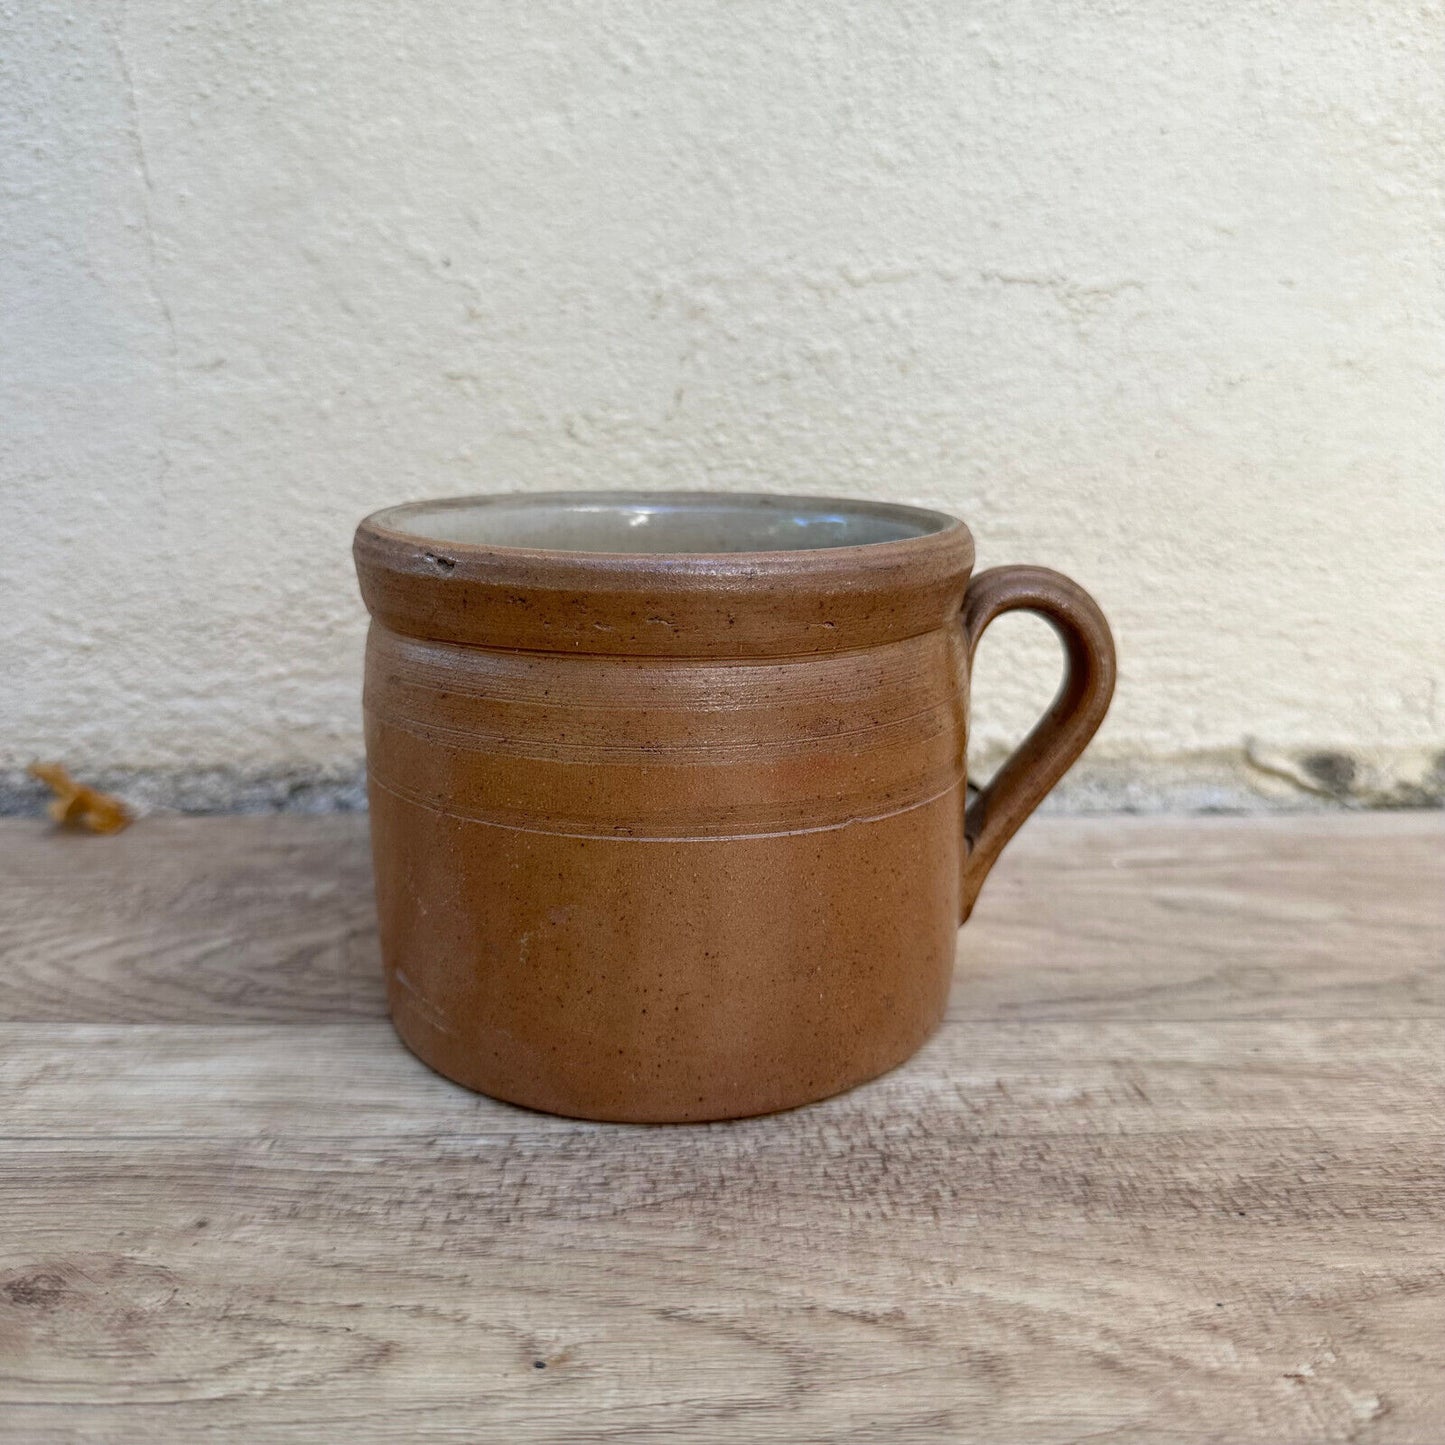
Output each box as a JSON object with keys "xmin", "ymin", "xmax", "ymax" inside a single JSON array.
[{"xmin": 1, "ymin": 814, "xmax": 1441, "ymax": 1443}]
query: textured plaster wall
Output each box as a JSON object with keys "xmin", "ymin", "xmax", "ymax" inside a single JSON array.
[{"xmin": 2, "ymin": 2, "xmax": 1442, "ymax": 809}]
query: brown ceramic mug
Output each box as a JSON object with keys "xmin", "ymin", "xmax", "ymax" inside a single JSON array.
[{"xmin": 354, "ymin": 492, "xmax": 1114, "ymax": 1122}]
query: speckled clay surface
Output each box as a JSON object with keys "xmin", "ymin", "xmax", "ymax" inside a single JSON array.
[{"xmin": 354, "ymin": 493, "xmax": 1114, "ymax": 1122}]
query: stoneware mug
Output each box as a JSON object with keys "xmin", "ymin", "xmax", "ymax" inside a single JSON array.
[{"xmin": 354, "ymin": 492, "xmax": 1115, "ymax": 1122}]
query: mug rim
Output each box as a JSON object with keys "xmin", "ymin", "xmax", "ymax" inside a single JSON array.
[
  {"xmin": 361, "ymin": 489, "xmax": 964, "ymax": 561},
  {"xmin": 354, "ymin": 490, "xmax": 975, "ymax": 658}
]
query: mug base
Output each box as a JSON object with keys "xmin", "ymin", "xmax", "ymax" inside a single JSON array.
[{"xmin": 387, "ymin": 993, "xmax": 945, "ymax": 1124}]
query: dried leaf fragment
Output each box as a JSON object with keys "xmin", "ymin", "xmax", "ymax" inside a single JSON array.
[{"xmin": 28, "ymin": 762, "xmax": 134, "ymax": 834}]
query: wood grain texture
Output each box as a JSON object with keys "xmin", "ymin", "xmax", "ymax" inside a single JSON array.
[
  {"xmin": 3, "ymin": 813, "xmax": 1440, "ymax": 1027},
  {"xmin": 0, "ymin": 817, "xmax": 385, "ymax": 1024},
  {"xmin": 1, "ymin": 814, "xmax": 1442, "ymax": 1442}
]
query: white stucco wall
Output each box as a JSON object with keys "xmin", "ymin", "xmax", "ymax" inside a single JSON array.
[{"xmin": 2, "ymin": 2, "xmax": 1441, "ymax": 808}]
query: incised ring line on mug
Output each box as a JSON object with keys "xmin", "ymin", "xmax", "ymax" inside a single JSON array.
[{"xmin": 354, "ymin": 492, "xmax": 1115, "ymax": 1123}]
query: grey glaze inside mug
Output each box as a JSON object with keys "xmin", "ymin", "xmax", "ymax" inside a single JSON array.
[{"xmin": 370, "ymin": 491, "xmax": 956, "ymax": 555}]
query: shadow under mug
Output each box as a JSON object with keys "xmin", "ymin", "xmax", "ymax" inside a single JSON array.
[{"xmin": 354, "ymin": 492, "xmax": 1115, "ymax": 1122}]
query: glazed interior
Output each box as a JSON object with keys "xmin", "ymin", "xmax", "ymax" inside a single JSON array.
[{"xmin": 370, "ymin": 492, "xmax": 956, "ymax": 556}]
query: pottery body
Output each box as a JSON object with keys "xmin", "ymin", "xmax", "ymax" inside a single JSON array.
[{"xmin": 355, "ymin": 493, "xmax": 1114, "ymax": 1122}]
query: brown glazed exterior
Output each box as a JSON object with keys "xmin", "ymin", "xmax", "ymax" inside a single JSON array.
[{"xmin": 354, "ymin": 493, "xmax": 1115, "ymax": 1122}]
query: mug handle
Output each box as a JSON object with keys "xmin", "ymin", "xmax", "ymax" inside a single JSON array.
[{"xmin": 959, "ymin": 566, "xmax": 1117, "ymax": 921}]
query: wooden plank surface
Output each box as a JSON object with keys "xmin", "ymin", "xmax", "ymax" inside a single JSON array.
[{"xmin": 1, "ymin": 814, "xmax": 1442, "ymax": 1443}]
